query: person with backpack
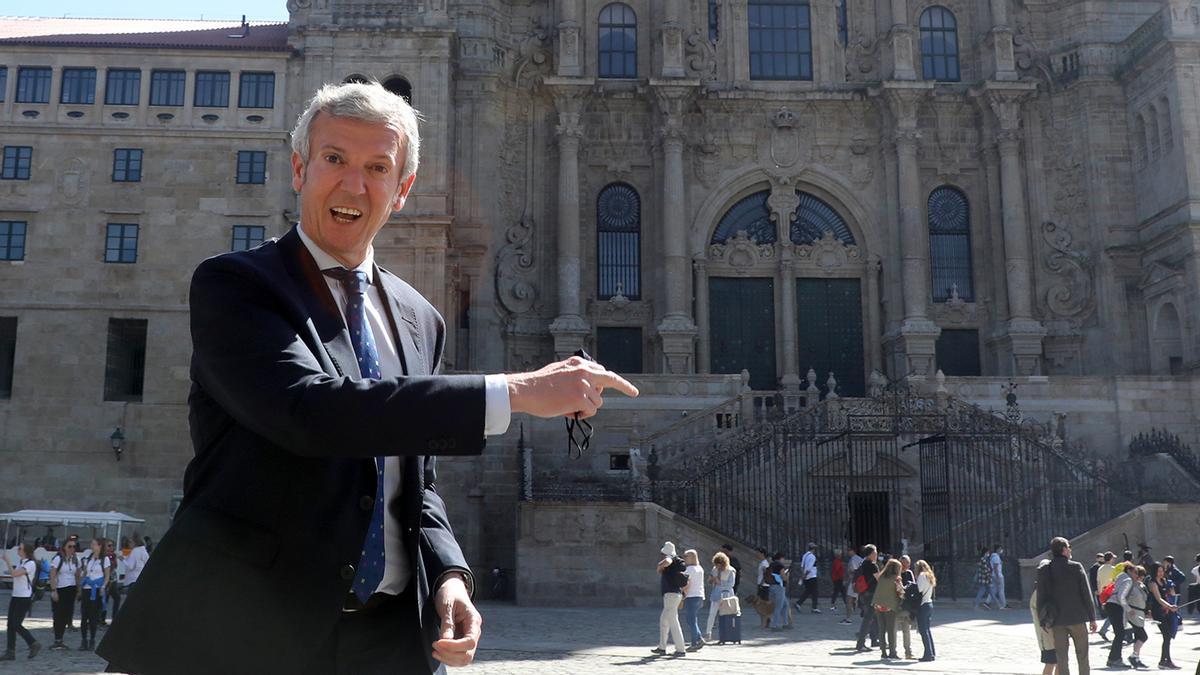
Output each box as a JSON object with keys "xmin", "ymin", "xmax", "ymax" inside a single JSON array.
[
  {"xmin": 1104, "ymin": 563, "xmax": 1137, "ymax": 668},
  {"xmin": 79, "ymin": 538, "xmax": 111, "ymax": 652},
  {"xmin": 793, "ymin": 542, "xmax": 821, "ymax": 614},
  {"xmin": 768, "ymin": 553, "xmax": 791, "ymax": 630},
  {"xmin": 853, "ymin": 544, "xmax": 881, "ymax": 652},
  {"xmin": 102, "ymin": 538, "xmax": 121, "ymax": 626},
  {"xmin": 1, "ymin": 543, "xmax": 41, "ymax": 661},
  {"xmin": 652, "ymin": 541, "xmax": 687, "ymax": 657},
  {"xmin": 973, "ymin": 546, "xmax": 994, "ymax": 610},
  {"xmin": 48, "ymin": 539, "xmax": 81, "ymax": 651},
  {"xmin": 844, "ymin": 546, "xmax": 863, "ymax": 625},
  {"xmin": 1036, "ymin": 537, "xmax": 1096, "ymax": 675},
  {"xmin": 914, "ymin": 560, "xmax": 936, "ymax": 662},
  {"xmin": 1146, "ymin": 562, "xmax": 1181, "ymax": 669},
  {"xmin": 895, "ymin": 555, "xmax": 917, "ymax": 659}
]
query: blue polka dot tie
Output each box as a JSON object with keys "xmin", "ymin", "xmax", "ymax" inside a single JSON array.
[{"xmin": 324, "ymin": 267, "xmax": 385, "ymax": 603}]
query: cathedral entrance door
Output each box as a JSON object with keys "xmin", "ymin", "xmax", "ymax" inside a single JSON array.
[
  {"xmin": 709, "ymin": 277, "xmax": 776, "ymax": 390},
  {"xmin": 797, "ymin": 278, "xmax": 864, "ymax": 396},
  {"xmin": 848, "ymin": 491, "xmax": 890, "ymax": 553}
]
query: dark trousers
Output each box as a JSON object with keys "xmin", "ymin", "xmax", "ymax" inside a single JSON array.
[
  {"xmin": 1158, "ymin": 620, "xmax": 1173, "ymax": 664},
  {"xmin": 855, "ymin": 592, "xmax": 877, "ymax": 646},
  {"xmin": 1105, "ymin": 602, "xmax": 1126, "ymax": 663},
  {"xmin": 795, "ymin": 577, "xmax": 819, "ymax": 610},
  {"xmin": 81, "ymin": 592, "xmax": 102, "ymax": 642},
  {"xmin": 917, "ymin": 602, "xmax": 935, "ymax": 658},
  {"xmin": 106, "ymin": 583, "xmax": 121, "ymax": 620},
  {"xmin": 53, "ymin": 586, "xmax": 77, "ymax": 642},
  {"xmin": 6, "ymin": 596, "xmax": 35, "ymax": 651},
  {"xmin": 301, "ymin": 585, "xmax": 440, "ymax": 675},
  {"xmin": 831, "ymin": 580, "xmax": 846, "ymax": 607}
]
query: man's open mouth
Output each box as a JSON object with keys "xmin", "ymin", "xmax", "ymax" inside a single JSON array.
[{"xmin": 330, "ymin": 206, "xmax": 363, "ymax": 224}]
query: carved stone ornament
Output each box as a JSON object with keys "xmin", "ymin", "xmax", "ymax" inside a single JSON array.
[
  {"xmin": 709, "ymin": 231, "xmax": 777, "ymax": 269},
  {"xmin": 846, "ymin": 30, "xmax": 879, "ymax": 80},
  {"xmin": 685, "ymin": 30, "xmax": 718, "ymax": 82},
  {"xmin": 58, "ymin": 157, "xmax": 89, "ymax": 206},
  {"xmin": 592, "ymin": 295, "xmax": 652, "ymax": 323},
  {"xmin": 495, "ymin": 217, "xmax": 538, "ymax": 316},
  {"xmin": 769, "ymin": 107, "xmax": 802, "ymax": 168},
  {"xmin": 1040, "ymin": 221, "xmax": 1095, "ymax": 324},
  {"xmin": 931, "ymin": 290, "xmax": 982, "ymax": 325},
  {"xmin": 793, "ymin": 230, "xmax": 862, "ymax": 269},
  {"xmin": 849, "ymin": 135, "xmax": 874, "ymax": 185},
  {"xmin": 512, "ymin": 18, "xmax": 553, "ymax": 86},
  {"xmin": 693, "ymin": 130, "xmax": 720, "ymax": 187}
]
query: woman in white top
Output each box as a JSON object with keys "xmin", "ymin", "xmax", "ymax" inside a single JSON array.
[
  {"xmin": 79, "ymin": 538, "xmax": 111, "ymax": 652},
  {"xmin": 48, "ymin": 539, "xmax": 81, "ymax": 650},
  {"xmin": 914, "ymin": 560, "xmax": 937, "ymax": 662},
  {"xmin": 704, "ymin": 551, "xmax": 737, "ymax": 641},
  {"xmin": 681, "ymin": 549, "xmax": 707, "ymax": 650},
  {"xmin": 2, "ymin": 543, "xmax": 41, "ymax": 660}
]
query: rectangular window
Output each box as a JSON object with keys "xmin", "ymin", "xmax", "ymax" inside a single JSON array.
[
  {"xmin": 105, "ymin": 69, "xmax": 141, "ymax": 105},
  {"xmin": 0, "ymin": 67, "xmax": 6, "ymax": 102},
  {"xmin": 1, "ymin": 147, "xmax": 32, "ymax": 180},
  {"xmin": 238, "ymin": 72, "xmax": 275, "ymax": 108},
  {"xmin": 609, "ymin": 453, "xmax": 632, "ymax": 471},
  {"xmin": 935, "ymin": 329, "xmax": 981, "ymax": 376},
  {"xmin": 104, "ymin": 223, "xmax": 139, "ymax": 263},
  {"xmin": 0, "ymin": 221, "xmax": 27, "ymax": 261},
  {"xmin": 112, "ymin": 148, "xmax": 143, "ymax": 182},
  {"xmin": 194, "ymin": 71, "xmax": 230, "ymax": 107},
  {"xmin": 596, "ymin": 327, "xmax": 643, "ymax": 374},
  {"xmin": 0, "ymin": 317, "xmax": 15, "ymax": 399},
  {"xmin": 60, "ymin": 67, "xmax": 96, "ymax": 104},
  {"xmin": 104, "ymin": 318, "xmax": 147, "ymax": 402},
  {"xmin": 236, "ymin": 150, "xmax": 267, "ymax": 184},
  {"xmin": 149, "ymin": 69, "xmax": 185, "ymax": 106},
  {"xmin": 231, "ymin": 224, "xmax": 265, "ymax": 251},
  {"xmin": 748, "ymin": 0, "xmax": 813, "ymax": 80},
  {"xmin": 15, "ymin": 66, "xmax": 51, "ymax": 103}
]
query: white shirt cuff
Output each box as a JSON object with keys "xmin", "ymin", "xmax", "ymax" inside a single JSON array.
[{"xmin": 483, "ymin": 374, "xmax": 512, "ymax": 437}]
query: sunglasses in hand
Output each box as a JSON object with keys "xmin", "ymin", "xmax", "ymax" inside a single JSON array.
[{"xmin": 565, "ymin": 349, "xmax": 596, "ymax": 459}]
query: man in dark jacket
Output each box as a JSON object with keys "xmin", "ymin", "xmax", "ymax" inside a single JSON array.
[{"xmin": 1036, "ymin": 537, "xmax": 1097, "ymax": 675}]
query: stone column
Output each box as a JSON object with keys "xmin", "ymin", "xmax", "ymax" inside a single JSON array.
[
  {"xmin": 548, "ymin": 90, "xmax": 589, "ymax": 357},
  {"xmin": 984, "ymin": 85, "xmax": 1045, "ymax": 374},
  {"xmin": 867, "ymin": 256, "xmax": 884, "ymax": 373},
  {"xmin": 884, "ymin": 84, "xmax": 939, "ymax": 377},
  {"xmin": 889, "ymin": 0, "xmax": 917, "ymax": 80},
  {"xmin": 661, "ymin": 0, "xmax": 685, "ymax": 77},
  {"xmin": 779, "ymin": 251, "xmax": 800, "ymax": 388},
  {"xmin": 694, "ymin": 256, "xmax": 711, "ymax": 374},
  {"xmin": 655, "ymin": 86, "xmax": 698, "ymax": 373},
  {"xmin": 557, "ymin": 0, "xmax": 583, "ymax": 77}
]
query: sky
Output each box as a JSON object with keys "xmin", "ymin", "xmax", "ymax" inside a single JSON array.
[{"xmin": 0, "ymin": 0, "xmax": 289, "ymax": 22}]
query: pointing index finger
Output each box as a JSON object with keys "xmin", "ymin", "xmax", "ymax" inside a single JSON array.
[{"xmin": 590, "ymin": 370, "xmax": 639, "ymax": 398}]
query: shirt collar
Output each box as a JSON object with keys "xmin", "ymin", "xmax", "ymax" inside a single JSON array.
[{"xmin": 297, "ymin": 223, "xmax": 375, "ymax": 284}]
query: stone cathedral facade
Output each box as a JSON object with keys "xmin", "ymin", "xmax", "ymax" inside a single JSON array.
[{"xmin": 2, "ymin": 0, "xmax": 1200, "ymax": 587}]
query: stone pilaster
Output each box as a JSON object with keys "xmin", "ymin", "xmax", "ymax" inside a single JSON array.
[
  {"xmin": 548, "ymin": 87, "xmax": 589, "ymax": 357},
  {"xmin": 693, "ymin": 256, "xmax": 711, "ymax": 374},
  {"xmin": 889, "ymin": 0, "xmax": 917, "ymax": 80},
  {"xmin": 661, "ymin": 0, "xmax": 685, "ymax": 77},
  {"xmin": 556, "ymin": 0, "xmax": 583, "ymax": 77},
  {"xmin": 811, "ymin": 0, "xmax": 845, "ymax": 85},
  {"xmin": 654, "ymin": 84, "xmax": 698, "ymax": 373},
  {"xmin": 986, "ymin": 0, "xmax": 1017, "ymax": 81},
  {"xmin": 884, "ymin": 83, "xmax": 939, "ymax": 377},
  {"xmin": 779, "ymin": 251, "xmax": 801, "ymax": 389}
]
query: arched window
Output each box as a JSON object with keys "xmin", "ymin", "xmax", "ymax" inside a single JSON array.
[
  {"xmin": 709, "ymin": 0, "xmax": 720, "ymax": 43},
  {"xmin": 598, "ymin": 3, "xmax": 637, "ymax": 78},
  {"xmin": 790, "ymin": 193, "xmax": 855, "ymax": 245},
  {"xmin": 1159, "ymin": 96, "xmax": 1173, "ymax": 149},
  {"xmin": 1134, "ymin": 113, "xmax": 1148, "ymax": 167},
  {"xmin": 1146, "ymin": 104, "xmax": 1161, "ymax": 160},
  {"xmin": 928, "ymin": 186, "xmax": 973, "ymax": 302},
  {"xmin": 383, "ymin": 76, "xmax": 412, "ymax": 104},
  {"xmin": 919, "ymin": 6, "xmax": 960, "ymax": 82},
  {"xmin": 712, "ymin": 190, "xmax": 777, "ymax": 244},
  {"xmin": 597, "ymin": 183, "xmax": 641, "ymax": 299},
  {"xmin": 748, "ymin": 0, "xmax": 813, "ymax": 80}
]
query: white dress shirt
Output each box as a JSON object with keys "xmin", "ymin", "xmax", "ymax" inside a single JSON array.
[
  {"xmin": 123, "ymin": 545, "xmax": 149, "ymax": 586},
  {"xmin": 298, "ymin": 225, "xmax": 510, "ymax": 597}
]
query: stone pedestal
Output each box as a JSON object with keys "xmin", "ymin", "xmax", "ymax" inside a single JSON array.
[
  {"xmin": 994, "ymin": 318, "xmax": 1048, "ymax": 376},
  {"xmin": 556, "ymin": 0, "xmax": 582, "ymax": 77},
  {"xmin": 657, "ymin": 315, "xmax": 697, "ymax": 374},
  {"xmin": 895, "ymin": 319, "xmax": 941, "ymax": 378},
  {"xmin": 988, "ymin": 27, "xmax": 1018, "ymax": 81},
  {"xmin": 550, "ymin": 314, "xmax": 590, "ymax": 359}
]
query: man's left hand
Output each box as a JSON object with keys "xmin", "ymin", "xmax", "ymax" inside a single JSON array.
[{"xmin": 431, "ymin": 574, "xmax": 482, "ymax": 667}]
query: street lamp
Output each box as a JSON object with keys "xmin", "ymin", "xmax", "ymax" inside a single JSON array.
[{"xmin": 110, "ymin": 427, "xmax": 125, "ymax": 461}]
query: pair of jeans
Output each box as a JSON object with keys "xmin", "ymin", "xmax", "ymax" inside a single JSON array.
[
  {"xmin": 973, "ymin": 583, "xmax": 993, "ymax": 608},
  {"xmin": 855, "ymin": 592, "xmax": 877, "ymax": 646},
  {"xmin": 1105, "ymin": 602, "xmax": 1126, "ymax": 663},
  {"xmin": 682, "ymin": 596, "xmax": 703, "ymax": 644},
  {"xmin": 916, "ymin": 603, "xmax": 934, "ymax": 658},
  {"xmin": 80, "ymin": 592, "xmax": 102, "ymax": 643},
  {"xmin": 5, "ymin": 596, "xmax": 35, "ymax": 651},
  {"xmin": 769, "ymin": 584, "xmax": 789, "ymax": 628},
  {"xmin": 990, "ymin": 577, "xmax": 1006, "ymax": 607},
  {"xmin": 658, "ymin": 592, "xmax": 686, "ymax": 652},
  {"xmin": 52, "ymin": 586, "xmax": 77, "ymax": 642}
]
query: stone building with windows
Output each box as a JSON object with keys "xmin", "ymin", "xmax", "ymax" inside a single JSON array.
[{"xmin": 2, "ymin": 1, "xmax": 1200, "ymax": 601}]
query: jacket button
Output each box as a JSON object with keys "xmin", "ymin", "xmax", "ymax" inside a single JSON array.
[
  {"xmin": 359, "ymin": 495, "xmax": 374, "ymax": 511},
  {"xmin": 340, "ymin": 564, "xmax": 355, "ymax": 581}
]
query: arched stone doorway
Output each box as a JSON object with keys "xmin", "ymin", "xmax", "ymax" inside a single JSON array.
[
  {"xmin": 698, "ymin": 186, "xmax": 872, "ymax": 395},
  {"xmin": 1152, "ymin": 302, "xmax": 1183, "ymax": 375}
]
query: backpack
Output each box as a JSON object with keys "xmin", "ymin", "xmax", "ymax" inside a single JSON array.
[
  {"xmin": 1099, "ymin": 581, "xmax": 1116, "ymax": 605},
  {"xmin": 667, "ymin": 557, "xmax": 688, "ymax": 590},
  {"xmin": 853, "ymin": 568, "xmax": 869, "ymax": 594},
  {"xmin": 901, "ymin": 578, "xmax": 922, "ymax": 614}
]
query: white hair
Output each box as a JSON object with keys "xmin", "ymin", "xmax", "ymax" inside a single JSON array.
[{"xmin": 291, "ymin": 81, "xmax": 421, "ymax": 182}]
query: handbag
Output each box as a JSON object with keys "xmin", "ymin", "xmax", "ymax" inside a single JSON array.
[{"xmin": 718, "ymin": 595, "xmax": 741, "ymax": 616}]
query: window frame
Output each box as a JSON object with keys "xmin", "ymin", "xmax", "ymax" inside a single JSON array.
[
  {"xmin": 15, "ymin": 66, "xmax": 52, "ymax": 104},
  {"xmin": 104, "ymin": 223, "xmax": 140, "ymax": 264},
  {"xmin": 105, "ymin": 68, "xmax": 142, "ymax": 106},
  {"xmin": 0, "ymin": 221, "xmax": 27, "ymax": 261},
  {"xmin": 149, "ymin": 69, "xmax": 186, "ymax": 107},
  {"xmin": 231, "ymin": 224, "xmax": 266, "ymax": 251},
  {"xmin": 748, "ymin": 0, "xmax": 813, "ymax": 81},
  {"xmin": 103, "ymin": 318, "xmax": 147, "ymax": 403},
  {"xmin": 598, "ymin": 3, "xmax": 639, "ymax": 79},
  {"xmin": 112, "ymin": 148, "xmax": 144, "ymax": 183},
  {"xmin": 237, "ymin": 71, "xmax": 275, "ymax": 109},
  {"xmin": 596, "ymin": 183, "xmax": 642, "ymax": 300},
  {"xmin": 0, "ymin": 67, "xmax": 7, "ymax": 103},
  {"xmin": 919, "ymin": 6, "xmax": 961, "ymax": 82},
  {"xmin": 1, "ymin": 146, "xmax": 32, "ymax": 181},
  {"xmin": 60, "ymin": 67, "xmax": 97, "ymax": 105},
  {"xmin": 927, "ymin": 186, "xmax": 974, "ymax": 302},
  {"xmin": 194, "ymin": 70, "xmax": 230, "ymax": 108},
  {"xmin": 236, "ymin": 150, "xmax": 268, "ymax": 185}
]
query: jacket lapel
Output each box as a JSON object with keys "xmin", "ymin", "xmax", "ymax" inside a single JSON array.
[
  {"xmin": 375, "ymin": 267, "xmax": 427, "ymax": 377},
  {"xmin": 276, "ymin": 227, "xmax": 361, "ymax": 381}
]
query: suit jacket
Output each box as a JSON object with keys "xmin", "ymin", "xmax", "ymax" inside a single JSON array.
[
  {"xmin": 98, "ymin": 227, "xmax": 486, "ymax": 674},
  {"xmin": 1036, "ymin": 556, "xmax": 1096, "ymax": 627}
]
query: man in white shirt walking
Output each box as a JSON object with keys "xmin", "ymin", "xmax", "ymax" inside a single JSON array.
[{"xmin": 794, "ymin": 542, "xmax": 821, "ymax": 614}]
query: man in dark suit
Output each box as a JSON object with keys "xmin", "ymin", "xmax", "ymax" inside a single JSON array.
[
  {"xmin": 1036, "ymin": 536, "xmax": 1097, "ymax": 675},
  {"xmin": 98, "ymin": 81, "xmax": 637, "ymax": 675}
]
